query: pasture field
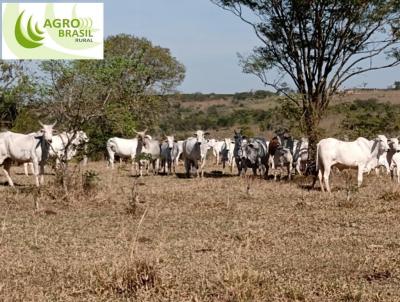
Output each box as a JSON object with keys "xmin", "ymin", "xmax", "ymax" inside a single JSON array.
[{"xmin": 1, "ymin": 161, "xmax": 400, "ymax": 301}]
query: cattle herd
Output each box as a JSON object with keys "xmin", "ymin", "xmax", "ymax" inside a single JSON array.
[{"xmin": 0, "ymin": 123, "xmax": 399, "ymax": 193}]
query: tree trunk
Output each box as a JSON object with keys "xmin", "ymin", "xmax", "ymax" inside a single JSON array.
[{"xmin": 304, "ymin": 99, "xmax": 321, "ymax": 163}]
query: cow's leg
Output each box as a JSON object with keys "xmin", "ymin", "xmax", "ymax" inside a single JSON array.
[
  {"xmin": 200, "ymin": 159, "xmax": 206, "ymax": 178},
  {"xmin": 24, "ymin": 163, "xmax": 29, "ymax": 176},
  {"xmin": 39, "ymin": 164, "xmax": 45, "ymax": 185},
  {"xmin": 184, "ymin": 160, "xmax": 191, "ymax": 178},
  {"xmin": 166, "ymin": 159, "xmax": 171, "ymax": 175},
  {"xmin": 236, "ymin": 158, "xmax": 241, "ymax": 176},
  {"xmin": 108, "ymin": 152, "xmax": 115, "ymax": 169},
  {"xmin": 252, "ymin": 165, "xmax": 257, "ymax": 176},
  {"xmin": 138, "ymin": 160, "xmax": 143, "ymax": 177},
  {"xmin": 318, "ymin": 166, "xmax": 325, "ymax": 192},
  {"xmin": 2, "ymin": 159, "xmax": 14, "ymax": 187},
  {"xmin": 160, "ymin": 159, "xmax": 164, "ymax": 174},
  {"xmin": 155, "ymin": 159, "xmax": 159, "ymax": 175},
  {"xmin": 287, "ymin": 164, "xmax": 292, "ymax": 180},
  {"xmin": 323, "ymin": 165, "xmax": 331, "ymax": 193},
  {"xmin": 131, "ymin": 157, "xmax": 136, "ymax": 175},
  {"xmin": 397, "ymin": 166, "xmax": 400, "ymax": 183},
  {"xmin": 30, "ymin": 162, "xmax": 34, "ymax": 175},
  {"xmin": 296, "ymin": 161, "xmax": 302, "ymax": 176},
  {"xmin": 357, "ymin": 166, "xmax": 364, "ymax": 188},
  {"xmin": 385, "ymin": 162, "xmax": 390, "ymax": 175},
  {"xmin": 32, "ymin": 160, "xmax": 40, "ymax": 187},
  {"xmin": 260, "ymin": 164, "xmax": 266, "ymax": 179}
]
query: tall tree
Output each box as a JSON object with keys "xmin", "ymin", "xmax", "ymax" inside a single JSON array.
[
  {"xmin": 39, "ymin": 34, "xmax": 185, "ymax": 192},
  {"xmin": 41, "ymin": 34, "xmax": 185, "ymax": 153},
  {"xmin": 0, "ymin": 61, "xmax": 35, "ymax": 129},
  {"xmin": 212, "ymin": 0, "xmax": 400, "ymax": 160}
]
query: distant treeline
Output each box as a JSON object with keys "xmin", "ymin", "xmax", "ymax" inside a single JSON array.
[
  {"xmin": 159, "ymin": 97, "xmax": 400, "ymax": 140},
  {"xmin": 178, "ymin": 90, "xmax": 276, "ymax": 102}
]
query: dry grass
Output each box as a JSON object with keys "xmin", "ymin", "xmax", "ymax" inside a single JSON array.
[{"xmin": 1, "ymin": 162, "xmax": 400, "ymax": 301}]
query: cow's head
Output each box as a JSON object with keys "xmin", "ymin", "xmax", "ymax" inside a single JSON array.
[
  {"xmin": 136, "ymin": 129, "xmax": 149, "ymax": 147},
  {"xmin": 268, "ymin": 136, "xmax": 281, "ymax": 155},
  {"xmin": 207, "ymin": 138, "xmax": 216, "ymax": 147},
  {"xmin": 165, "ymin": 135, "xmax": 174, "ymax": 149},
  {"xmin": 71, "ymin": 131, "xmax": 89, "ymax": 146},
  {"xmin": 193, "ymin": 130, "xmax": 209, "ymax": 145},
  {"xmin": 38, "ymin": 121, "xmax": 56, "ymax": 143},
  {"xmin": 388, "ymin": 137, "xmax": 400, "ymax": 151},
  {"xmin": 376, "ymin": 134, "xmax": 389, "ymax": 152},
  {"xmin": 78, "ymin": 131, "xmax": 89, "ymax": 144}
]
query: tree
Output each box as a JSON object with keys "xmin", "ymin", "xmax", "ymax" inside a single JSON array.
[
  {"xmin": 394, "ymin": 81, "xmax": 400, "ymax": 90},
  {"xmin": 39, "ymin": 34, "xmax": 185, "ymax": 192},
  {"xmin": 212, "ymin": 0, "xmax": 400, "ymax": 160},
  {"xmin": 0, "ymin": 61, "xmax": 35, "ymax": 129}
]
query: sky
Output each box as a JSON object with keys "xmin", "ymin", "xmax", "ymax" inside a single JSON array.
[{"xmin": 1, "ymin": 0, "xmax": 399, "ymax": 93}]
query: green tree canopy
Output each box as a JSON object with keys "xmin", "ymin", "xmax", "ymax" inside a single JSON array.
[
  {"xmin": 37, "ymin": 34, "xmax": 185, "ymax": 156},
  {"xmin": 0, "ymin": 61, "xmax": 36, "ymax": 129}
]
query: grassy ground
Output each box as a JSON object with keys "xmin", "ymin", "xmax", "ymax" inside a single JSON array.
[{"xmin": 1, "ymin": 161, "xmax": 400, "ymax": 301}]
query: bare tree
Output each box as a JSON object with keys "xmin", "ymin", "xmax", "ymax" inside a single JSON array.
[{"xmin": 212, "ymin": 0, "xmax": 400, "ymax": 160}]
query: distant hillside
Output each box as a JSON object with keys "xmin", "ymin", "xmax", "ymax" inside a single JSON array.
[{"xmin": 160, "ymin": 89, "xmax": 400, "ymax": 140}]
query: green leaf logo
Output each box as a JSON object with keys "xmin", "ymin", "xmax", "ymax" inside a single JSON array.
[{"xmin": 15, "ymin": 10, "xmax": 45, "ymax": 49}]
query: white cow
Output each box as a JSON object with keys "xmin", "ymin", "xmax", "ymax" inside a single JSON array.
[
  {"xmin": 388, "ymin": 138, "xmax": 400, "ymax": 183},
  {"xmin": 160, "ymin": 135, "xmax": 179, "ymax": 175},
  {"xmin": 208, "ymin": 139, "xmax": 225, "ymax": 165},
  {"xmin": 106, "ymin": 137, "xmax": 139, "ymax": 172},
  {"xmin": 374, "ymin": 137, "xmax": 398, "ymax": 176},
  {"xmin": 24, "ymin": 130, "xmax": 89, "ymax": 175},
  {"xmin": 0, "ymin": 122, "xmax": 56, "ymax": 187},
  {"xmin": 221, "ymin": 138, "xmax": 235, "ymax": 173},
  {"xmin": 136, "ymin": 130, "xmax": 160, "ymax": 176},
  {"xmin": 182, "ymin": 130, "xmax": 210, "ymax": 177},
  {"xmin": 317, "ymin": 135, "xmax": 390, "ymax": 193}
]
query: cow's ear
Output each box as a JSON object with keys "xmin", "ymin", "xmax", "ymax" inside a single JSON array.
[
  {"xmin": 242, "ymin": 135, "xmax": 247, "ymax": 139},
  {"xmin": 193, "ymin": 133, "xmax": 198, "ymax": 137},
  {"xmin": 204, "ymin": 132, "xmax": 210, "ymax": 136}
]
